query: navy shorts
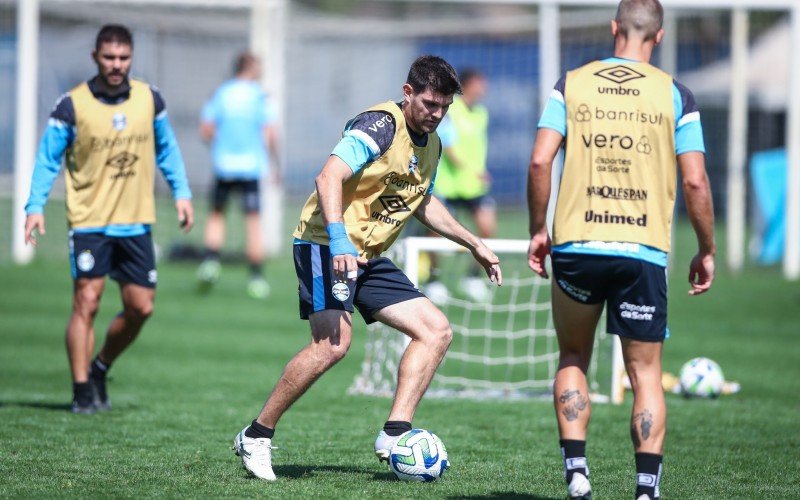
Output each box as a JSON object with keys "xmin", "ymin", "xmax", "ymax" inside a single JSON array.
[
  {"xmin": 294, "ymin": 243, "xmax": 425, "ymax": 324},
  {"xmin": 211, "ymin": 179, "xmax": 260, "ymax": 213},
  {"xmin": 69, "ymin": 232, "xmax": 157, "ymax": 288},
  {"xmin": 552, "ymin": 252, "xmax": 667, "ymax": 342},
  {"xmin": 444, "ymin": 194, "xmax": 496, "ymax": 213}
]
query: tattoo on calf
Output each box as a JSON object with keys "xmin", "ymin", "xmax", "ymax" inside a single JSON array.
[
  {"xmin": 631, "ymin": 409, "xmax": 654, "ymax": 447},
  {"xmin": 559, "ymin": 389, "xmax": 579, "ymax": 404},
  {"xmin": 559, "ymin": 389, "xmax": 589, "ymax": 422}
]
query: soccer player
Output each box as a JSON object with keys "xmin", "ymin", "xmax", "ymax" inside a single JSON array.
[
  {"xmin": 428, "ymin": 68, "xmax": 496, "ymax": 301},
  {"xmin": 23, "ymin": 25, "xmax": 193, "ymax": 414},
  {"xmin": 196, "ymin": 53, "xmax": 281, "ymax": 299},
  {"xmin": 233, "ymin": 55, "xmax": 502, "ymax": 481},
  {"xmin": 526, "ymin": 1, "xmax": 715, "ymax": 499}
]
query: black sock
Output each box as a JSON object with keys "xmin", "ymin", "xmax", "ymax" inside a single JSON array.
[
  {"xmin": 249, "ymin": 263, "xmax": 262, "ymax": 278},
  {"xmin": 73, "ymin": 382, "xmax": 93, "ymax": 406},
  {"xmin": 204, "ymin": 249, "xmax": 221, "ymax": 261},
  {"xmin": 245, "ymin": 419, "xmax": 275, "ymax": 439},
  {"xmin": 635, "ymin": 453, "xmax": 662, "ymax": 499},
  {"xmin": 383, "ymin": 420, "xmax": 412, "ymax": 437},
  {"xmin": 560, "ymin": 439, "xmax": 588, "ymax": 484},
  {"xmin": 90, "ymin": 357, "xmax": 109, "ymax": 379}
]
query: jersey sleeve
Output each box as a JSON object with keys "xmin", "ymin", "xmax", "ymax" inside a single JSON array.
[
  {"xmin": 262, "ymin": 93, "xmax": 278, "ymax": 126},
  {"xmin": 672, "ymin": 80, "xmax": 706, "ymax": 155},
  {"xmin": 331, "ymin": 111, "xmax": 396, "ymax": 173},
  {"xmin": 153, "ymin": 94, "xmax": 192, "ymax": 200},
  {"xmin": 25, "ymin": 94, "xmax": 76, "ymax": 214},
  {"xmin": 437, "ymin": 115, "xmax": 457, "ymax": 148},
  {"xmin": 537, "ymin": 75, "xmax": 567, "ymax": 136},
  {"xmin": 150, "ymin": 85, "xmax": 167, "ymax": 119}
]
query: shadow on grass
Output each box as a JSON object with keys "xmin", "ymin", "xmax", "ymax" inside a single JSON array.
[
  {"xmin": 3, "ymin": 400, "xmax": 72, "ymax": 411},
  {"xmin": 270, "ymin": 464, "xmax": 395, "ymax": 481},
  {"xmin": 448, "ymin": 494, "xmax": 559, "ymax": 500}
]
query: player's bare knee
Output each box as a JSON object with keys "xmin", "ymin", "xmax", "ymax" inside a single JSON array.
[
  {"xmin": 125, "ymin": 300, "xmax": 154, "ymax": 321},
  {"xmin": 74, "ymin": 289, "xmax": 101, "ymax": 318},
  {"xmin": 558, "ymin": 351, "xmax": 591, "ymax": 373}
]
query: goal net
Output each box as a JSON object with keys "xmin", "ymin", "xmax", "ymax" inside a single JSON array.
[{"xmin": 348, "ymin": 237, "xmax": 625, "ymax": 403}]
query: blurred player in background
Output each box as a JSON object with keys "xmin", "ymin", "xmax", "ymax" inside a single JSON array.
[
  {"xmin": 23, "ymin": 24, "xmax": 194, "ymax": 414},
  {"xmin": 196, "ymin": 53, "xmax": 281, "ymax": 299},
  {"xmin": 232, "ymin": 55, "xmax": 502, "ymax": 481},
  {"xmin": 527, "ymin": 1, "xmax": 715, "ymax": 498},
  {"xmin": 427, "ymin": 68, "xmax": 495, "ymax": 302}
]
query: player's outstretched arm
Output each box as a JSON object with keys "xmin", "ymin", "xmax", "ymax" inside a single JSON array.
[
  {"xmin": 316, "ymin": 155, "xmax": 367, "ymax": 280},
  {"xmin": 527, "ymin": 128, "xmax": 562, "ymax": 278},
  {"xmin": 679, "ymin": 151, "xmax": 716, "ymax": 296},
  {"xmin": 414, "ymin": 194, "xmax": 501, "ymax": 285}
]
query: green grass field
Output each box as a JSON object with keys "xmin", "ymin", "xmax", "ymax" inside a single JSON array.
[{"xmin": 1, "ymin": 199, "xmax": 799, "ymax": 497}]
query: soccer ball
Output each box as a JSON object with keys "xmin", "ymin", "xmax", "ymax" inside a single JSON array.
[
  {"xmin": 679, "ymin": 357, "xmax": 725, "ymax": 398},
  {"xmin": 389, "ymin": 429, "xmax": 449, "ymax": 482}
]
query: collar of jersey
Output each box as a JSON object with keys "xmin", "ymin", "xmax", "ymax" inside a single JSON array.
[{"xmin": 602, "ymin": 56, "xmax": 642, "ymax": 64}]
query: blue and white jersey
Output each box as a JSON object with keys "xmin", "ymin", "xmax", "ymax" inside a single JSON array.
[
  {"xmin": 25, "ymin": 77, "xmax": 191, "ymax": 237},
  {"xmin": 201, "ymin": 79, "xmax": 276, "ymax": 180},
  {"xmin": 538, "ymin": 57, "xmax": 705, "ymax": 267}
]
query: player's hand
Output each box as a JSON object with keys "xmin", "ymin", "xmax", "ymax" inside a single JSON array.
[
  {"xmin": 332, "ymin": 254, "xmax": 368, "ymax": 281},
  {"xmin": 326, "ymin": 222, "xmax": 366, "ymax": 281},
  {"xmin": 175, "ymin": 199, "xmax": 194, "ymax": 233},
  {"xmin": 471, "ymin": 242, "xmax": 502, "ymax": 286},
  {"xmin": 527, "ymin": 231, "xmax": 551, "ymax": 279},
  {"xmin": 688, "ymin": 252, "xmax": 715, "ymax": 296},
  {"xmin": 24, "ymin": 214, "xmax": 45, "ymax": 246}
]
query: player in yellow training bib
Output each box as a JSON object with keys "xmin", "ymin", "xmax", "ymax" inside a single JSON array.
[
  {"xmin": 232, "ymin": 56, "xmax": 502, "ymax": 482},
  {"xmin": 24, "ymin": 25, "xmax": 194, "ymax": 415},
  {"xmin": 526, "ymin": 1, "xmax": 716, "ymax": 499}
]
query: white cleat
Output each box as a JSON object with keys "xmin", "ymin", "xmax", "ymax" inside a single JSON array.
[
  {"xmin": 636, "ymin": 496, "xmax": 653, "ymax": 500},
  {"xmin": 567, "ymin": 472, "xmax": 592, "ymax": 499},
  {"xmin": 374, "ymin": 430, "xmax": 399, "ymax": 463},
  {"xmin": 233, "ymin": 427, "xmax": 276, "ymax": 481}
]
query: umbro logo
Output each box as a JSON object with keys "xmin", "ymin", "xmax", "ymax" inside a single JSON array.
[
  {"xmin": 594, "ymin": 65, "xmax": 646, "ymax": 84},
  {"xmin": 106, "ymin": 152, "xmax": 139, "ymax": 179},
  {"xmin": 379, "ymin": 195, "xmax": 410, "ymax": 214}
]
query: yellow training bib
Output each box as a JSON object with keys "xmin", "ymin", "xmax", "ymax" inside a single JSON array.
[{"xmin": 554, "ymin": 61, "xmax": 676, "ymax": 252}]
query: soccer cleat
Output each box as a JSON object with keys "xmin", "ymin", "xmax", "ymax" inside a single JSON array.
[
  {"xmin": 233, "ymin": 427, "xmax": 276, "ymax": 481},
  {"xmin": 70, "ymin": 398, "xmax": 96, "ymax": 415},
  {"xmin": 374, "ymin": 430, "xmax": 399, "ymax": 464},
  {"xmin": 567, "ymin": 472, "xmax": 592, "ymax": 500},
  {"xmin": 636, "ymin": 495, "xmax": 654, "ymax": 500},
  {"xmin": 197, "ymin": 259, "xmax": 221, "ymax": 292},
  {"xmin": 89, "ymin": 375, "xmax": 111, "ymax": 411},
  {"xmin": 246, "ymin": 276, "xmax": 271, "ymax": 300}
]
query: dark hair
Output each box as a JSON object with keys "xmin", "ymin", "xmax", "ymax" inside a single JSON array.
[
  {"xmin": 95, "ymin": 24, "xmax": 133, "ymax": 51},
  {"xmin": 406, "ymin": 55, "xmax": 462, "ymax": 96},
  {"xmin": 458, "ymin": 67, "xmax": 484, "ymax": 87},
  {"xmin": 615, "ymin": 0, "xmax": 664, "ymax": 41},
  {"xmin": 234, "ymin": 52, "xmax": 259, "ymax": 75}
]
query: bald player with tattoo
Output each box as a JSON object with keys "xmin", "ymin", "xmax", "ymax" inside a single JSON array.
[{"xmin": 527, "ymin": 1, "xmax": 715, "ymax": 498}]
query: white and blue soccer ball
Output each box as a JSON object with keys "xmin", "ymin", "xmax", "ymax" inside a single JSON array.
[
  {"xmin": 679, "ymin": 357, "xmax": 725, "ymax": 398},
  {"xmin": 389, "ymin": 429, "xmax": 449, "ymax": 482}
]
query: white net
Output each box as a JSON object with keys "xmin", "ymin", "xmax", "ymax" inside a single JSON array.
[{"xmin": 348, "ymin": 237, "xmax": 617, "ymax": 402}]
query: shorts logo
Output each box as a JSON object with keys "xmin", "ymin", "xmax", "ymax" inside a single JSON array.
[
  {"xmin": 619, "ymin": 302, "xmax": 655, "ymax": 321},
  {"xmin": 148, "ymin": 270, "xmax": 158, "ymax": 284},
  {"xmin": 112, "ymin": 113, "xmax": 127, "ymax": 131},
  {"xmin": 408, "ymin": 154, "xmax": 419, "ymax": 173},
  {"xmin": 77, "ymin": 250, "xmax": 95, "ymax": 272},
  {"xmin": 331, "ymin": 281, "xmax": 350, "ymax": 302}
]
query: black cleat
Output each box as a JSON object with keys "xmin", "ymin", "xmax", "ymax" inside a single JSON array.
[
  {"xmin": 71, "ymin": 397, "xmax": 96, "ymax": 414},
  {"xmin": 89, "ymin": 373, "xmax": 111, "ymax": 411}
]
